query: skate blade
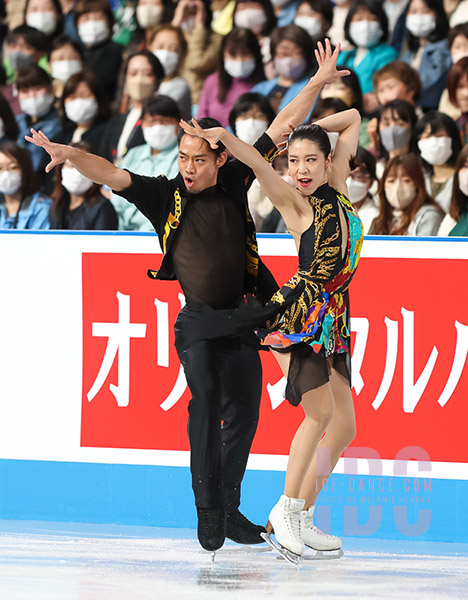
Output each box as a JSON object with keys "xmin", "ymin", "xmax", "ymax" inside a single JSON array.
[
  {"xmin": 260, "ymin": 532, "xmax": 301, "ymax": 566},
  {"xmin": 303, "ymin": 548, "xmax": 344, "ymax": 560}
]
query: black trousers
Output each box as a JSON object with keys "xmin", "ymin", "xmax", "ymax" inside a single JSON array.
[{"xmin": 174, "ymin": 305, "xmax": 262, "ymax": 510}]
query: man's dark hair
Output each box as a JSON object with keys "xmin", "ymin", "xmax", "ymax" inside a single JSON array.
[
  {"xmin": 142, "ymin": 94, "xmax": 181, "ymax": 120},
  {"xmin": 177, "ymin": 118, "xmax": 226, "ymax": 158}
]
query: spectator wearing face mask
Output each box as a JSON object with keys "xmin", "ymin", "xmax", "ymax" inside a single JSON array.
[
  {"xmin": 401, "ymin": 0, "xmax": 451, "ymax": 112},
  {"xmin": 438, "ymin": 145, "xmax": 468, "ymax": 236},
  {"xmin": 294, "ymin": 0, "xmax": 333, "ymax": 43},
  {"xmin": 368, "ymin": 99, "xmax": 417, "ymax": 178},
  {"xmin": 251, "ymin": 24, "xmax": 316, "ymax": 113},
  {"xmin": 55, "ymin": 69, "xmax": 111, "ymax": 150},
  {"xmin": 0, "ymin": 141, "xmax": 51, "ymax": 230},
  {"xmin": 346, "ymin": 146, "xmax": 378, "ymax": 235},
  {"xmin": 15, "ymin": 65, "xmax": 61, "ymax": 176},
  {"xmin": 438, "ymin": 24, "xmax": 468, "ymax": 121},
  {"xmin": 270, "ymin": 0, "xmax": 298, "ymax": 28},
  {"xmin": 2, "ymin": 25, "xmax": 49, "ymax": 115},
  {"xmin": 414, "ymin": 110, "xmax": 463, "ymax": 213},
  {"xmin": 232, "ymin": 0, "xmax": 277, "ymax": 64},
  {"xmin": 172, "ymin": 0, "xmax": 223, "ymax": 106},
  {"xmin": 370, "ymin": 153, "xmax": 443, "ymax": 236},
  {"xmin": 49, "ymin": 35, "xmax": 84, "ymax": 98},
  {"xmin": 136, "ymin": 0, "xmax": 172, "ymax": 45},
  {"xmin": 197, "ymin": 28, "xmax": 265, "ymax": 127},
  {"xmin": 228, "ymin": 91, "xmax": 276, "ymax": 229},
  {"xmin": 75, "ymin": 0, "xmax": 123, "ymax": 101},
  {"xmin": 100, "ymin": 50, "xmax": 164, "ymax": 163},
  {"xmin": 49, "ymin": 141, "xmax": 118, "ymax": 230},
  {"xmin": 0, "ymin": 93, "xmax": 20, "ymax": 143},
  {"xmin": 446, "ymin": 57, "xmax": 468, "ymax": 146},
  {"xmin": 24, "ymin": 0, "xmax": 64, "ymax": 43},
  {"xmin": 111, "ymin": 95, "xmax": 181, "ymax": 231},
  {"xmin": 337, "ymin": 0, "xmax": 397, "ymax": 112},
  {"xmin": 149, "ymin": 24, "xmax": 192, "ymax": 120}
]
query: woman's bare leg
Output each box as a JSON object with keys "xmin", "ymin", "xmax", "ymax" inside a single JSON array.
[{"xmin": 298, "ymin": 367, "xmax": 356, "ymax": 507}]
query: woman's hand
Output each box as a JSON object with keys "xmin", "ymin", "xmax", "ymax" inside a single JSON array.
[
  {"xmin": 179, "ymin": 118, "xmax": 225, "ymax": 149},
  {"xmin": 314, "ymin": 39, "xmax": 350, "ymax": 85},
  {"xmin": 25, "ymin": 128, "xmax": 69, "ymax": 172}
]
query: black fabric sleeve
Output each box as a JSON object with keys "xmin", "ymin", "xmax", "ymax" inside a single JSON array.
[{"xmin": 112, "ymin": 171, "xmax": 171, "ymax": 229}]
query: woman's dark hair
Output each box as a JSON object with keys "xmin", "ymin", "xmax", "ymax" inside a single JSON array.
[
  {"xmin": 218, "ymin": 28, "xmax": 264, "ymax": 103},
  {"xmin": 0, "ymin": 141, "xmax": 40, "ymax": 198},
  {"xmin": 50, "ymin": 34, "xmax": 84, "ymax": 60},
  {"xmin": 353, "ymin": 146, "xmax": 377, "ymax": 181},
  {"xmin": 449, "ymin": 144, "xmax": 468, "ymax": 222},
  {"xmin": 5, "ymin": 25, "xmax": 49, "ymax": 54},
  {"xmin": 406, "ymin": 0, "xmax": 449, "ymax": 52},
  {"xmin": 297, "ymin": 0, "xmax": 334, "ymax": 31},
  {"xmin": 447, "ymin": 57, "xmax": 468, "ymax": 107},
  {"xmin": 122, "ymin": 49, "xmax": 165, "ymax": 82},
  {"xmin": 177, "ymin": 117, "xmax": 226, "ymax": 158},
  {"xmin": 0, "ymin": 93, "xmax": 19, "ymax": 140},
  {"xmin": 373, "ymin": 153, "xmax": 440, "ymax": 235},
  {"xmin": 234, "ymin": 0, "xmax": 277, "ymax": 37},
  {"xmin": 336, "ymin": 67, "xmax": 364, "ymax": 114},
  {"xmin": 74, "ymin": 0, "xmax": 115, "ymax": 30},
  {"xmin": 413, "ymin": 110, "xmax": 462, "ymax": 173},
  {"xmin": 310, "ymin": 97, "xmax": 349, "ymax": 120},
  {"xmin": 229, "ymin": 92, "xmax": 275, "ymax": 134},
  {"xmin": 16, "ymin": 63, "xmax": 53, "ymax": 92},
  {"xmin": 142, "ymin": 94, "xmax": 181, "ymax": 120},
  {"xmin": 51, "ymin": 141, "xmax": 101, "ymax": 223},
  {"xmin": 271, "ymin": 24, "xmax": 317, "ymax": 76},
  {"xmin": 448, "ymin": 22, "xmax": 468, "ymax": 50},
  {"xmin": 344, "ymin": 0, "xmax": 388, "ymax": 47},
  {"xmin": 59, "ymin": 69, "xmax": 111, "ymax": 126},
  {"xmin": 288, "ymin": 124, "xmax": 331, "ymax": 158},
  {"xmin": 376, "ymin": 99, "xmax": 417, "ymax": 158},
  {"xmin": 24, "ymin": 0, "xmax": 63, "ymax": 39}
]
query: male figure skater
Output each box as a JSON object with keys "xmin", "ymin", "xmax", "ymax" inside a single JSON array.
[{"xmin": 27, "ymin": 70, "xmax": 326, "ymax": 552}]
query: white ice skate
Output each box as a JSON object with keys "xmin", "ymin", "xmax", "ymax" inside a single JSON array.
[
  {"xmin": 301, "ymin": 505, "xmax": 344, "ymax": 559},
  {"xmin": 261, "ymin": 495, "xmax": 305, "ymax": 565}
]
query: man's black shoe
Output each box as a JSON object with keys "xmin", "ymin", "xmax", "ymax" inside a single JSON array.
[
  {"xmin": 226, "ymin": 508, "xmax": 267, "ymax": 544},
  {"xmin": 197, "ymin": 506, "xmax": 226, "ymax": 551}
]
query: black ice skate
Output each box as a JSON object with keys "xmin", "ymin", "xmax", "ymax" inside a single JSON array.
[
  {"xmin": 197, "ymin": 506, "xmax": 226, "ymax": 552},
  {"xmin": 226, "ymin": 508, "xmax": 267, "ymax": 545}
]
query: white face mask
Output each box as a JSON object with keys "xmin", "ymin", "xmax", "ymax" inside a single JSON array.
[
  {"xmin": 234, "ymin": 9, "xmax": 267, "ymax": 35},
  {"xmin": 385, "ymin": 183, "xmax": 416, "ymax": 211},
  {"xmin": 65, "ymin": 97, "xmax": 98, "ymax": 123},
  {"xmin": 26, "ymin": 11, "xmax": 57, "ymax": 35},
  {"xmin": 19, "ymin": 93, "xmax": 54, "ymax": 118},
  {"xmin": 406, "ymin": 14, "xmax": 436, "ymax": 38},
  {"xmin": 452, "ymin": 51, "xmax": 468, "ymax": 65},
  {"xmin": 418, "ymin": 136, "xmax": 452, "ymax": 166},
  {"xmin": 152, "ymin": 49, "xmax": 179, "ymax": 76},
  {"xmin": 181, "ymin": 16, "xmax": 196, "ymax": 34},
  {"xmin": 0, "ymin": 170, "xmax": 22, "ymax": 195},
  {"xmin": 349, "ymin": 20, "xmax": 383, "ymax": 48},
  {"xmin": 294, "ymin": 16, "xmax": 322, "ymax": 39},
  {"xmin": 224, "ymin": 58, "xmax": 256, "ymax": 79},
  {"xmin": 136, "ymin": 5, "xmax": 163, "ymax": 28},
  {"xmin": 51, "ymin": 59, "xmax": 82, "ymax": 82},
  {"xmin": 235, "ymin": 118, "xmax": 268, "ymax": 144},
  {"xmin": 61, "ymin": 167, "xmax": 94, "ymax": 195},
  {"xmin": 346, "ymin": 177, "xmax": 369, "ymax": 203},
  {"xmin": 458, "ymin": 170, "xmax": 468, "ymax": 196},
  {"xmin": 78, "ymin": 19, "xmax": 109, "ymax": 46},
  {"xmin": 143, "ymin": 123, "xmax": 178, "ymax": 150}
]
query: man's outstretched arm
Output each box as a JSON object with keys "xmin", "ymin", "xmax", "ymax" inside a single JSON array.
[{"xmin": 25, "ymin": 128, "xmax": 131, "ymax": 191}]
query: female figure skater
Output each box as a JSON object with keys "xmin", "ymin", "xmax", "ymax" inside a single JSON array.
[{"xmin": 180, "ymin": 40, "xmax": 363, "ymax": 561}]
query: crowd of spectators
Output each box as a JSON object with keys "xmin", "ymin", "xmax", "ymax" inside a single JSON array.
[{"xmin": 0, "ymin": 0, "xmax": 467, "ymax": 236}]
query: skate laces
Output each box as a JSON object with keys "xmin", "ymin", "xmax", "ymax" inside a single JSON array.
[
  {"xmin": 303, "ymin": 512, "xmax": 336, "ymax": 539},
  {"xmin": 284, "ymin": 501, "xmax": 301, "ymax": 537}
]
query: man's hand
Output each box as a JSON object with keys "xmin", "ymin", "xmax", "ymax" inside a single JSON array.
[
  {"xmin": 180, "ymin": 118, "xmax": 225, "ymax": 149},
  {"xmin": 25, "ymin": 128, "xmax": 69, "ymax": 173}
]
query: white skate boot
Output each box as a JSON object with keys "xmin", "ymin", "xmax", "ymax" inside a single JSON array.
[
  {"xmin": 261, "ymin": 495, "xmax": 305, "ymax": 564},
  {"xmin": 301, "ymin": 505, "xmax": 343, "ymax": 557}
]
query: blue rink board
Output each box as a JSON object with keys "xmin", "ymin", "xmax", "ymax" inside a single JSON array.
[{"xmin": 0, "ymin": 459, "xmax": 466, "ymax": 544}]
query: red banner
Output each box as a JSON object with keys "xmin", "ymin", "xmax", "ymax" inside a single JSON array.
[{"xmin": 81, "ymin": 252, "xmax": 468, "ymax": 464}]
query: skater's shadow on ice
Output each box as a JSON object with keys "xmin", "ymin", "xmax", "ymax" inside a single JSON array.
[{"xmin": 198, "ymin": 564, "xmax": 270, "ymax": 591}]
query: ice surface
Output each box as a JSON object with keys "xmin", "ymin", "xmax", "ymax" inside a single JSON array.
[{"xmin": 0, "ymin": 520, "xmax": 467, "ymax": 600}]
